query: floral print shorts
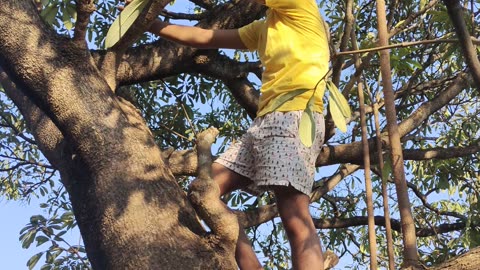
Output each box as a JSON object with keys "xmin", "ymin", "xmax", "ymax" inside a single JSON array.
[{"xmin": 214, "ymin": 111, "xmax": 325, "ymax": 195}]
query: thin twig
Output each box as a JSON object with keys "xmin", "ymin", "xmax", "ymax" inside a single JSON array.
[
  {"xmin": 335, "ymin": 37, "xmax": 480, "ymax": 56},
  {"xmin": 74, "ymin": 0, "xmax": 96, "ymax": 45},
  {"xmin": 160, "ymin": 79, "xmax": 198, "ymax": 136}
]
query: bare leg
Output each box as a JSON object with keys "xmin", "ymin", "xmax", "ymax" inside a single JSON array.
[
  {"xmin": 273, "ymin": 186, "xmax": 324, "ymax": 270},
  {"xmin": 212, "ymin": 163, "xmax": 262, "ymax": 270}
]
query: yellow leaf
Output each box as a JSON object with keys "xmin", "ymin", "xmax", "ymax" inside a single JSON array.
[
  {"xmin": 327, "ymin": 81, "xmax": 351, "ymax": 118},
  {"xmin": 329, "ymin": 95, "xmax": 347, "ymax": 132},
  {"xmin": 105, "ymin": 0, "xmax": 149, "ymax": 49},
  {"xmin": 267, "ymin": 88, "xmax": 309, "ymax": 113},
  {"xmin": 299, "ymin": 97, "xmax": 316, "ymax": 147}
]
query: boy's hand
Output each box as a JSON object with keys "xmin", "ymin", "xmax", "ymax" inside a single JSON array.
[{"xmin": 117, "ymin": 0, "xmax": 132, "ymax": 12}]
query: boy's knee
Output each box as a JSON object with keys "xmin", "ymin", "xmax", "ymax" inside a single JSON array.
[{"xmin": 282, "ymin": 217, "xmax": 314, "ymax": 238}]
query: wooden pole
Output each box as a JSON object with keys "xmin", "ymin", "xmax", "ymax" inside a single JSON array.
[{"xmin": 375, "ymin": 0, "xmax": 420, "ymax": 267}]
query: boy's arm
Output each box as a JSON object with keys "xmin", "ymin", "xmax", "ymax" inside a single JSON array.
[
  {"xmin": 119, "ymin": 0, "xmax": 263, "ymax": 49},
  {"xmin": 148, "ymin": 20, "xmax": 247, "ymax": 49}
]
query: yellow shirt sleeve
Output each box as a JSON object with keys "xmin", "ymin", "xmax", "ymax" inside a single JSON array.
[
  {"xmin": 265, "ymin": 0, "xmax": 298, "ymax": 10},
  {"xmin": 238, "ymin": 20, "xmax": 263, "ymax": 51}
]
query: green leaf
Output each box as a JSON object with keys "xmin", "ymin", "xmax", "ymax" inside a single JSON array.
[
  {"xmin": 21, "ymin": 230, "xmax": 36, "ymax": 249},
  {"xmin": 30, "ymin": 215, "xmax": 46, "ymax": 224},
  {"xmin": 40, "ymin": 264, "xmax": 53, "ymax": 270},
  {"xmin": 40, "ymin": 4, "xmax": 59, "ymax": 26},
  {"xmin": 328, "ymin": 95, "xmax": 347, "ymax": 132},
  {"xmin": 267, "ymin": 88, "xmax": 309, "ymax": 113},
  {"xmin": 27, "ymin": 252, "xmax": 43, "ymax": 270},
  {"xmin": 382, "ymin": 155, "xmax": 392, "ymax": 181},
  {"xmin": 36, "ymin": 235, "xmax": 49, "ymax": 247},
  {"xmin": 299, "ymin": 97, "xmax": 316, "ymax": 147},
  {"xmin": 105, "ymin": 0, "xmax": 149, "ymax": 49},
  {"xmin": 62, "ymin": 10, "xmax": 74, "ymax": 31},
  {"xmin": 438, "ymin": 173, "xmax": 449, "ymax": 190}
]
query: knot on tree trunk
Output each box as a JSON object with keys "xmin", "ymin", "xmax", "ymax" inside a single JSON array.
[{"xmin": 188, "ymin": 127, "xmax": 239, "ymax": 255}]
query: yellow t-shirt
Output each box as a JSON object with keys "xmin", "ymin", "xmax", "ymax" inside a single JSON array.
[{"xmin": 238, "ymin": 0, "xmax": 330, "ymax": 116}]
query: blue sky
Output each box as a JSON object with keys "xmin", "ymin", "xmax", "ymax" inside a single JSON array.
[
  {"xmin": 1, "ymin": 198, "xmax": 83, "ymax": 270},
  {"xmin": 1, "ymin": 199, "xmax": 45, "ymax": 269}
]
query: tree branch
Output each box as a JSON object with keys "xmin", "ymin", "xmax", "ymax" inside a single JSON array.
[
  {"xmin": 189, "ymin": 0, "xmax": 214, "ymax": 10},
  {"xmin": 397, "ymin": 72, "xmax": 470, "ymax": 136},
  {"xmin": 111, "ymin": 0, "xmax": 265, "ymax": 85},
  {"xmin": 110, "ymin": 0, "xmax": 170, "ymax": 51},
  {"xmin": 161, "ymin": 9, "xmax": 207, "ymax": 21},
  {"xmin": 316, "ymin": 72, "xmax": 472, "ymax": 166},
  {"xmin": 191, "ymin": 51, "xmax": 260, "ymax": 118},
  {"xmin": 73, "ymin": 0, "xmax": 95, "ymax": 46},
  {"xmin": 430, "ymin": 246, "xmax": 480, "ymax": 270},
  {"xmin": 311, "ymin": 164, "xmax": 360, "ymax": 202},
  {"xmin": 389, "ymin": 0, "xmax": 439, "ymax": 37},
  {"xmin": 313, "ymin": 216, "xmax": 472, "ymax": 237},
  {"xmin": 331, "ymin": 0, "xmax": 354, "ymax": 85},
  {"xmin": 187, "ymin": 128, "xmax": 238, "ymax": 267},
  {"xmin": 335, "ymin": 37, "xmax": 480, "ymax": 56},
  {"xmin": 237, "ymin": 164, "xmax": 361, "ymax": 228},
  {"xmin": 97, "ymin": 0, "xmax": 171, "ymax": 89},
  {"xmin": 403, "ymin": 179, "xmax": 467, "ymax": 220},
  {"xmin": 0, "ymin": 67, "xmax": 67, "ymax": 171},
  {"xmin": 403, "ymin": 143, "xmax": 480, "ymax": 161},
  {"xmin": 164, "ymin": 135, "xmax": 478, "ymax": 178},
  {"xmin": 444, "ymin": 0, "xmax": 480, "ymax": 90}
]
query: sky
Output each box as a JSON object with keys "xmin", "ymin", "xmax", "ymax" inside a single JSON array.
[
  {"xmin": 0, "ymin": 197, "xmax": 83, "ymax": 270},
  {"xmin": 1, "ymin": 198, "xmax": 48, "ymax": 270}
]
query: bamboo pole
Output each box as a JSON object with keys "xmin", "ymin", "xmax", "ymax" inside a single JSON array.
[
  {"xmin": 373, "ymin": 103, "xmax": 396, "ymax": 269},
  {"xmin": 351, "ymin": 28, "xmax": 378, "ymax": 269},
  {"xmin": 375, "ymin": 0, "xmax": 420, "ymax": 267}
]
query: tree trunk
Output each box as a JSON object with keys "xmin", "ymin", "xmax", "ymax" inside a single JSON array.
[
  {"xmin": 0, "ymin": 1, "xmax": 235, "ymax": 269},
  {"xmin": 429, "ymin": 247, "xmax": 480, "ymax": 270}
]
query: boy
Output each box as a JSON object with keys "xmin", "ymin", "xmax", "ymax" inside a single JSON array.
[{"xmin": 143, "ymin": 0, "xmax": 329, "ymax": 268}]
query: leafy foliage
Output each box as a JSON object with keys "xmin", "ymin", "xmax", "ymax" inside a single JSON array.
[{"xmin": 19, "ymin": 188, "xmax": 89, "ymax": 270}]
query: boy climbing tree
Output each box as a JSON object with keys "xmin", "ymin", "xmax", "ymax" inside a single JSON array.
[{"xmin": 120, "ymin": 0, "xmax": 330, "ymax": 268}]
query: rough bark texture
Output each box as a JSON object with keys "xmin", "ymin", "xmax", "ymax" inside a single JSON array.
[
  {"xmin": 0, "ymin": 1, "xmax": 239, "ymax": 269},
  {"xmin": 188, "ymin": 128, "xmax": 238, "ymax": 269},
  {"xmin": 430, "ymin": 247, "xmax": 480, "ymax": 270}
]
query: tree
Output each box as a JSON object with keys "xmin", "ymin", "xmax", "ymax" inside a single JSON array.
[{"xmin": 0, "ymin": 0, "xmax": 479, "ymax": 269}]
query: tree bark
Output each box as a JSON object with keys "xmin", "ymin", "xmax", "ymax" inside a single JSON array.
[
  {"xmin": 0, "ymin": 1, "xmax": 233, "ymax": 269},
  {"xmin": 430, "ymin": 247, "xmax": 480, "ymax": 270},
  {"xmin": 444, "ymin": 0, "xmax": 480, "ymax": 90}
]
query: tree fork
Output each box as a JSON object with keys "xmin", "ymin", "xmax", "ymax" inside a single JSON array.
[{"xmin": 188, "ymin": 127, "xmax": 239, "ymax": 269}]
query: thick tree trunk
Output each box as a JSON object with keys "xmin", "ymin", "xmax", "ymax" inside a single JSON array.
[
  {"xmin": 429, "ymin": 247, "xmax": 480, "ymax": 270},
  {"xmin": 0, "ymin": 1, "xmax": 235, "ymax": 269}
]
